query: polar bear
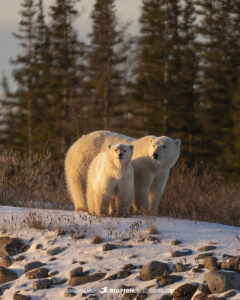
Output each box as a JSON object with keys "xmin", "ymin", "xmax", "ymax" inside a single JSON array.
[
  {"xmin": 65, "ymin": 131, "xmax": 181, "ymax": 215},
  {"xmin": 87, "ymin": 143, "xmax": 134, "ymax": 217}
]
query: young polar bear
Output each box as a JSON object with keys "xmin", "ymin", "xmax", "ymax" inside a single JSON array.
[
  {"xmin": 65, "ymin": 131, "xmax": 181, "ymax": 215},
  {"xmin": 87, "ymin": 143, "xmax": 134, "ymax": 217}
]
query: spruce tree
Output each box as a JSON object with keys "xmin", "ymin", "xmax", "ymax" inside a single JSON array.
[
  {"xmin": 85, "ymin": 0, "xmax": 128, "ymax": 131},
  {"xmin": 48, "ymin": 0, "xmax": 83, "ymax": 159},
  {"xmin": 197, "ymin": 0, "xmax": 238, "ymax": 174},
  {"xmin": 131, "ymin": 0, "xmax": 182, "ymax": 137}
]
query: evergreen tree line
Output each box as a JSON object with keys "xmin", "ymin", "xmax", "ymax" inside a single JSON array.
[{"xmin": 0, "ymin": 0, "xmax": 240, "ymax": 180}]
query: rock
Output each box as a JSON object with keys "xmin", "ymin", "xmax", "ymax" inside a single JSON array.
[
  {"xmin": 64, "ymin": 287, "xmax": 77, "ymax": 297},
  {"xmin": 0, "ymin": 283, "xmax": 11, "ymax": 296},
  {"xmin": 102, "ymin": 243, "xmax": 119, "ymax": 251},
  {"xmin": 197, "ymin": 284, "xmax": 211, "ymax": 295},
  {"xmin": 157, "ymin": 273, "xmax": 182, "ymax": 287},
  {"xmin": 105, "ymin": 274, "xmax": 118, "ymax": 280},
  {"xmin": 159, "ymin": 294, "xmax": 172, "ymax": 300},
  {"xmin": 139, "ymin": 261, "xmax": 170, "ymax": 281},
  {"xmin": 192, "ymin": 267, "xmax": 203, "ymax": 273},
  {"xmin": 222, "ymin": 289, "xmax": 237, "ymax": 298},
  {"xmin": 32, "ymin": 278, "xmax": 52, "ymax": 290},
  {"xmin": 222, "ymin": 254, "xmax": 234, "ymax": 260},
  {"xmin": 117, "ymin": 285, "xmax": 136, "ymax": 300},
  {"xmin": 69, "ymin": 267, "xmax": 83, "ymax": 278},
  {"xmin": 174, "ymin": 263, "xmax": 189, "ymax": 272},
  {"xmin": 13, "ymin": 292, "xmax": 31, "ymax": 300},
  {"xmin": 71, "ymin": 233, "xmax": 86, "ymax": 240},
  {"xmin": 204, "ymin": 257, "xmax": 218, "ymax": 271},
  {"xmin": 68, "ymin": 272, "xmax": 106, "ymax": 286},
  {"xmin": 205, "ymin": 270, "xmax": 240, "ymax": 293},
  {"xmin": 0, "ymin": 266, "xmax": 18, "ymax": 284},
  {"xmin": 171, "ymin": 239, "xmax": 182, "ymax": 245},
  {"xmin": 171, "ymin": 249, "xmax": 192, "ymax": 257},
  {"xmin": 221, "ymin": 255, "xmax": 240, "ymax": 272},
  {"xmin": 0, "ymin": 256, "xmax": 13, "ymax": 268},
  {"xmin": 172, "ymin": 283, "xmax": 198, "ymax": 299},
  {"xmin": 196, "ymin": 252, "xmax": 214, "ymax": 259},
  {"xmin": 117, "ymin": 270, "xmax": 131, "ymax": 279},
  {"xmin": 197, "ymin": 245, "xmax": 216, "ymax": 252},
  {"xmin": 14, "ymin": 255, "xmax": 26, "ymax": 262},
  {"xmin": 46, "ymin": 247, "xmax": 64, "ymax": 256},
  {"xmin": 25, "ymin": 267, "xmax": 49, "ymax": 279},
  {"xmin": 193, "ymin": 292, "xmax": 206, "ymax": 300},
  {"xmin": 122, "ymin": 264, "xmax": 138, "ymax": 271},
  {"xmin": 48, "ymin": 257, "xmax": 57, "ymax": 261},
  {"xmin": 52, "ymin": 276, "xmax": 67, "ymax": 285},
  {"xmin": 91, "ymin": 235, "xmax": 103, "ymax": 244},
  {"xmin": 49, "ymin": 270, "xmax": 59, "ymax": 277},
  {"xmin": 24, "ymin": 261, "xmax": 46, "ymax": 272},
  {"xmin": 0, "ymin": 237, "xmax": 29, "ymax": 256},
  {"xmin": 35, "ymin": 244, "xmax": 43, "ymax": 249}
]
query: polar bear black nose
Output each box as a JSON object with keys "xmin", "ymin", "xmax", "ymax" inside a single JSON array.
[
  {"xmin": 153, "ymin": 152, "xmax": 158, "ymax": 159},
  {"xmin": 119, "ymin": 153, "xmax": 123, "ymax": 159}
]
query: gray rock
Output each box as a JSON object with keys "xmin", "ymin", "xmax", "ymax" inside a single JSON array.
[
  {"xmin": 157, "ymin": 273, "xmax": 182, "ymax": 287},
  {"xmin": 171, "ymin": 239, "xmax": 182, "ymax": 245},
  {"xmin": 205, "ymin": 270, "xmax": 240, "ymax": 293},
  {"xmin": 222, "ymin": 289, "xmax": 237, "ymax": 298},
  {"xmin": 221, "ymin": 255, "xmax": 240, "ymax": 272},
  {"xmin": 197, "ymin": 245, "xmax": 216, "ymax": 252},
  {"xmin": 102, "ymin": 243, "xmax": 119, "ymax": 251},
  {"xmin": 193, "ymin": 292, "xmax": 207, "ymax": 300},
  {"xmin": 172, "ymin": 283, "xmax": 198, "ymax": 298},
  {"xmin": 0, "ymin": 282, "xmax": 11, "ymax": 296},
  {"xmin": 0, "ymin": 256, "xmax": 13, "ymax": 268},
  {"xmin": 46, "ymin": 247, "xmax": 64, "ymax": 256},
  {"xmin": 51, "ymin": 276, "xmax": 67, "ymax": 285},
  {"xmin": 13, "ymin": 292, "xmax": 31, "ymax": 300},
  {"xmin": 48, "ymin": 270, "xmax": 59, "ymax": 277},
  {"xmin": 14, "ymin": 255, "xmax": 26, "ymax": 262},
  {"xmin": 0, "ymin": 266, "xmax": 18, "ymax": 284},
  {"xmin": 192, "ymin": 267, "xmax": 203, "ymax": 273},
  {"xmin": 117, "ymin": 270, "xmax": 131, "ymax": 279},
  {"xmin": 122, "ymin": 264, "xmax": 138, "ymax": 271},
  {"xmin": 0, "ymin": 237, "xmax": 29, "ymax": 256},
  {"xmin": 196, "ymin": 252, "xmax": 214, "ymax": 259},
  {"xmin": 105, "ymin": 274, "xmax": 118, "ymax": 280},
  {"xmin": 171, "ymin": 248, "xmax": 192, "ymax": 257},
  {"xmin": 139, "ymin": 261, "xmax": 170, "ymax": 281},
  {"xmin": 204, "ymin": 257, "xmax": 218, "ymax": 271},
  {"xmin": 174, "ymin": 263, "xmax": 189, "ymax": 272},
  {"xmin": 48, "ymin": 257, "xmax": 57, "ymax": 261},
  {"xmin": 24, "ymin": 261, "xmax": 46, "ymax": 272},
  {"xmin": 25, "ymin": 267, "xmax": 49, "ymax": 279},
  {"xmin": 68, "ymin": 272, "xmax": 106, "ymax": 286},
  {"xmin": 32, "ymin": 278, "xmax": 52, "ymax": 290},
  {"xmin": 69, "ymin": 267, "xmax": 83, "ymax": 278}
]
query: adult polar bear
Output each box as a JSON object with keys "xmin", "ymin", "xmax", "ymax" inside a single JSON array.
[{"xmin": 65, "ymin": 131, "xmax": 181, "ymax": 214}]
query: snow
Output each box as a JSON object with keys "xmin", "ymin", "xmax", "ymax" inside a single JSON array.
[{"xmin": 0, "ymin": 205, "xmax": 240, "ymax": 299}]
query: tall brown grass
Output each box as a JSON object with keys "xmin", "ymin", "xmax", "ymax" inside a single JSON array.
[
  {"xmin": 0, "ymin": 150, "xmax": 239, "ymax": 226},
  {"xmin": 160, "ymin": 159, "xmax": 240, "ymax": 226},
  {"xmin": 0, "ymin": 150, "xmax": 72, "ymax": 210}
]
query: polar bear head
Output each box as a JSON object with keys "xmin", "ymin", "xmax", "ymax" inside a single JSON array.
[
  {"xmin": 107, "ymin": 143, "xmax": 134, "ymax": 166},
  {"xmin": 148, "ymin": 136, "xmax": 181, "ymax": 168}
]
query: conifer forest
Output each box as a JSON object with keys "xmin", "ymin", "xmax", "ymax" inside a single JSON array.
[{"xmin": 1, "ymin": 0, "xmax": 240, "ymax": 181}]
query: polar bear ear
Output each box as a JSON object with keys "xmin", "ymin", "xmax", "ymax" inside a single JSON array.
[
  {"xmin": 175, "ymin": 138, "xmax": 181, "ymax": 146},
  {"xmin": 107, "ymin": 144, "xmax": 112, "ymax": 151},
  {"xmin": 129, "ymin": 145, "xmax": 134, "ymax": 152}
]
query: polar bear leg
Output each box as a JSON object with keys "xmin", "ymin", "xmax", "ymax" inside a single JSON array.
[
  {"xmin": 116, "ymin": 188, "xmax": 134, "ymax": 217},
  {"xmin": 149, "ymin": 170, "xmax": 170, "ymax": 215},
  {"xmin": 94, "ymin": 194, "xmax": 111, "ymax": 217},
  {"xmin": 132, "ymin": 181, "xmax": 150, "ymax": 214},
  {"xmin": 68, "ymin": 177, "xmax": 86, "ymax": 211}
]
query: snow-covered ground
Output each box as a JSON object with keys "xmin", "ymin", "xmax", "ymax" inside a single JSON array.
[{"xmin": 0, "ymin": 206, "xmax": 240, "ymax": 299}]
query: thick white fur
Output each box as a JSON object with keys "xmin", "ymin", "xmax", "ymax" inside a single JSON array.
[
  {"xmin": 87, "ymin": 144, "xmax": 134, "ymax": 217},
  {"xmin": 65, "ymin": 131, "xmax": 181, "ymax": 214}
]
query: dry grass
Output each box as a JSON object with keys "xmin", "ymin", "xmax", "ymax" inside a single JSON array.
[
  {"xmin": 1, "ymin": 150, "xmax": 240, "ymax": 227},
  {"xmin": 160, "ymin": 159, "xmax": 240, "ymax": 227},
  {"xmin": 0, "ymin": 149, "xmax": 71, "ymax": 210}
]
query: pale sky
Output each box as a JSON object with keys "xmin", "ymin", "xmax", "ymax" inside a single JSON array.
[{"xmin": 0, "ymin": 0, "xmax": 141, "ymax": 88}]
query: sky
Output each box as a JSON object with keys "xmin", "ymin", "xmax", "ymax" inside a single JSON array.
[{"xmin": 0, "ymin": 0, "xmax": 141, "ymax": 88}]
